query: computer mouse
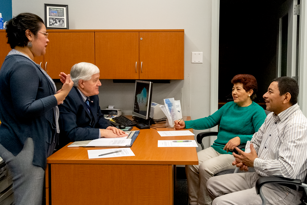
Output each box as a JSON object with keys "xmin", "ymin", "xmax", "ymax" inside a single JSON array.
[{"xmin": 119, "ymin": 124, "xmax": 126, "ymax": 129}]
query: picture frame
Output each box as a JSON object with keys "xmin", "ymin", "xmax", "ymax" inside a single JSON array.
[{"xmin": 44, "ymin": 4, "xmax": 69, "ymax": 29}]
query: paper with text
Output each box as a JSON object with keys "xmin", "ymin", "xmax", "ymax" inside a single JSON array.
[
  {"xmin": 88, "ymin": 148, "xmax": 135, "ymax": 159},
  {"xmin": 68, "ymin": 140, "xmax": 92, "ymax": 147},
  {"xmin": 157, "ymin": 130, "xmax": 194, "ymax": 137},
  {"xmin": 86, "ymin": 138, "xmax": 131, "ymax": 147},
  {"xmin": 158, "ymin": 140, "xmax": 198, "ymax": 147}
]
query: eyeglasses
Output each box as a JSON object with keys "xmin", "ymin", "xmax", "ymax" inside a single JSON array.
[{"xmin": 39, "ymin": 32, "xmax": 49, "ymax": 38}]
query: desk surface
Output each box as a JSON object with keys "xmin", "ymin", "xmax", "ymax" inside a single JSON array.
[
  {"xmin": 48, "ymin": 127, "xmax": 198, "ymax": 165},
  {"xmin": 46, "ymin": 118, "xmax": 198, "ymax": 205}
]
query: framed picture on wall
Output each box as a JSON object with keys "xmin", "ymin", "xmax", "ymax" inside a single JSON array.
[{"xmin": 44, "ymin": 4, "xmax": 69, "ymax": 29}]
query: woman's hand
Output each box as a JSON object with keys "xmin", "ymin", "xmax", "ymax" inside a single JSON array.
[
  {"xmin": 223, "ymin": 136, "xmax": 241, "ymax": 152},
  {"xmin": 100, "ymin": 129, "xmax": 128, "ymax": 138},
  {"xmin": 106, "ymin": 126, "xmax": 126, "ymax": 135},
  {"xmin": 54, "ymin": 74, "xmax": 74, "ymax": 105},
  {"xmin": 59, "ymin": 72, "xmax": 67, "ymax": 84},
  {"xmin": 174, "ymin": 119, "xmax": 185, "ymax": 130},
  {"xmin": 56, "ymin": 89, "xmax": 64, "ymax": 105}
]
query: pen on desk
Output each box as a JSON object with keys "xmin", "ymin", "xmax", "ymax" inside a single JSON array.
[
  {"xmin": 98, "ymin": 150, "xmax": 122, "ymax": 156},
  {"xmin": 173, "ymin": 140, "xmax": 191, "ymax": 143}
]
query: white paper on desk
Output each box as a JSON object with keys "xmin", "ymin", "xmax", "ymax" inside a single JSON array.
[
  {"xmin": 86, "ymin": 138, "xmax": 131, "ymax": 147},
  {"xmin": 68, "ymin": 132, "xmax": 130, "ymax": 147},
  {"xmin": 157, "ymin": 130, "xmax": 194, "ymax": 137},
  {"xmin": 68, "ymin": 140, "xmax": 92, "ymax": 147},
  {"xmin": 158, "ymin": 140, "xmax": 198, "ymax": 147},
  {"xmin": 88, "ymin": 148, "xmax": 135, "ymax": 159}
]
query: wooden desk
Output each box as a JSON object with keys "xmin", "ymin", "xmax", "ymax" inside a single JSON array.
[{"xmin": 46, "ymin": 127, "xmax": 198, "ymax": 205}]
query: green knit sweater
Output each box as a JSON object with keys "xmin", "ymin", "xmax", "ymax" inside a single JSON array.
[{"xmin": 185, "ymin": 101, "xmax": 266, "ymax": 154}]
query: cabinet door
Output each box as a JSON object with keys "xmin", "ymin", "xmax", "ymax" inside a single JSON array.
[
  {"xmin": 95, "ymin": 32, "xmax": 139, "ymax": 79},
  {"xmin": 33, "ymin": 56, "xmax": 44, "ymax": 67},
  {"xmin": 139, "ymin": 32, "xmax": 184, "ymax": 80},
  {"xmin": 0, "ymin": 31, "xmax": 11, "ymax": 69},
  {"xmin": 45, "ymin": 32, "xmax": 95, "ymax": 79}
]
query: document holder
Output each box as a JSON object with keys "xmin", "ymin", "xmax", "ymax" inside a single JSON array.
[{"xmin": 128, "ymin": 130, "xmax": 140, "ymax": 146}]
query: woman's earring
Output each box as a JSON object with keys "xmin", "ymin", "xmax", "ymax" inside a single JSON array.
[{"xmin": 27, "ymin": 41, "xmax": 32, "ymax": 48}]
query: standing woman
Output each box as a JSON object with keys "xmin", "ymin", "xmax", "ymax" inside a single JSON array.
[
  {"xmin": 175, "ymin": 74, "xmax": 266, "ymax": 205},
  {"xmin": 0, "ymin": 13, "xmax": 73, "ymax": 205}
]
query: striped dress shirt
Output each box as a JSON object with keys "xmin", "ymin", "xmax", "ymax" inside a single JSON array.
[{"xmin": 250, "ymin": 104, "xmax": 307, "ymax": 181}]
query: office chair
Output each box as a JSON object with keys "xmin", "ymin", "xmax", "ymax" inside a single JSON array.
[
  {"xmin": 196, "ymin": 132, "xmax": 247, "ymax": 176},
  {"xmin": 255, "ymin": 175, "xmax": 307, "ymax": 205}
]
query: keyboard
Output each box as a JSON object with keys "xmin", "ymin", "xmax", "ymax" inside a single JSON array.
[{"xmin": 113, "ymin": 115, "xmax": 137, "ymax": 126}]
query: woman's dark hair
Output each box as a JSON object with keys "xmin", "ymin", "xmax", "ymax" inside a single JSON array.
[
  {"xmin": 6, "ymin": 13, "xmax": 44, "ymax": 49},
  {"xmin": 231, "ymin": 74, "xmax": 258, "ymax": 100},
  {"xmin": 273, "ymin": 76, "xmax": 299, "ymax": 105}
]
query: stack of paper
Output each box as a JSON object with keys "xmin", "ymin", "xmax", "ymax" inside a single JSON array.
[
  {"xmin": 160, "ymin": 98, "xmax": 182, "ymax": 127},
  {"xmin": 68, "ymin": 131, "xmax": 138, "ymax": 147},
  {"xmin": 86, "ymin": 138, "xmax": 131, "ymax": 147}
]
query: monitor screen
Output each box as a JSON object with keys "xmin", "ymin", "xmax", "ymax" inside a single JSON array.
[{"xmin": 132, "ymin": 80, "xmax": 153, "ymax": 120}]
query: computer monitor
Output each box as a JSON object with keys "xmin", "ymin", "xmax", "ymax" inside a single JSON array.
[{"xmin": 132, "ymin": 80, "xmax": 153, "ymax": 120}]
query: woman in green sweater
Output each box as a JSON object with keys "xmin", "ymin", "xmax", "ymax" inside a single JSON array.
[{"xmin": 175, "ymin": 74, "xmax": 266, "ymax": 205}]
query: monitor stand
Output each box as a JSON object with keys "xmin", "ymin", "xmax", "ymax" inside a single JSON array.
[{"xmin": 133, "ymin": 116, "xmax": 155, "ymax": 129}]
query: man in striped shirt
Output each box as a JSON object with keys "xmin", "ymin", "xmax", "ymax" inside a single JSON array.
[{"xmin": 207, "ymin": 76, "xmax": 307, "ymax": 205}]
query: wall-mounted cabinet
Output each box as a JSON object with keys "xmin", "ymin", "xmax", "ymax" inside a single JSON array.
[
  {"xmin": 0, "ymin": 32, "xmax": 11, "ymax": 66},
  {"xmin": 43, "ymin": 31, "xmax": 95, "ymax": 79},
  {"xmin": 0, "ymin": 29, "xmax": 184, "ymax": 80},
  {"xmin": 0, "ymin": 31, "xmax": 45, "ymax": 70},
  {"xmin": 95, "ymin": 32, "xmax": 139, "ymax": 79},
  {"xmin": 95, "ymin": 30, "xmax": 184, "ymax": 80},
  {"xmin": 0, "ymin": 31, "xmax": 95, "ymax": 79}
]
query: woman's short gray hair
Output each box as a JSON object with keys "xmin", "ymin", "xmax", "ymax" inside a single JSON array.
[{"xmin": 70, "ymin": 62, "xmax": 100, "ymax": 86}]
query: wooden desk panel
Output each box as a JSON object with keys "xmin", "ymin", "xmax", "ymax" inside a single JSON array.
[{"xmin": 51, "ymin": 164, "xmax": 173, "ymax": 205}]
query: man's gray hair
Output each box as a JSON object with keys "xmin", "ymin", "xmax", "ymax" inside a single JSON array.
[{"xmin": 70, "ymin": 62, "xmax": 100, "ymax": 86}]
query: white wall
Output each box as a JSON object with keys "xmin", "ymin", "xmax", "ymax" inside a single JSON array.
[{"xmin": 12, "ymin": 0, "xmax": 213, "ymax": 149}]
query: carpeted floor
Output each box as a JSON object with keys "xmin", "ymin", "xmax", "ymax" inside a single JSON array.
[
  {"xmin": 174, "ymin": 167, "xmax": 188, "ymax": 205},
  {"xmin": 174, "ymin": 179, "xmax": 188, "ymax": 205}
]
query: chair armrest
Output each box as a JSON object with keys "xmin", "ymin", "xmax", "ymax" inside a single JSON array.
[
  {"xmin": 196, "ymin": 132, "xmax": 218, "ymax": 149},
  {"xmin": 255, "ymin": 176, "xmax": 301, "ymax": 195}
]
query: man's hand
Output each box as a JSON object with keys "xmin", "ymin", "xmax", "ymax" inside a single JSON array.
[
  {"xmin": 223, "ymin": 136, "xmax": 240, "ymax": 152},
  {"xmin": 100, "ymin": 129, "xmax": 128, "ymax": 138},
  {"xmin": 232, "ymin": 157, "xmax": 249, "ymax": 171},
  {"xmin": 106, "ymin": 126, "xmax": 126, "ymax": 135},
  {"xmin": 233, "ymin": 143, "xmax": 258, "ymax": 168}
]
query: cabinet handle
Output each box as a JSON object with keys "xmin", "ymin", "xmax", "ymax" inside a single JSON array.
[
  {"xmin": 141, "ymin": 62, "xmax": 143, "ymax": 73},
  {"xmin": 135, "ymin": 62, "xmax": 137, "ymax": 73},
  {"xmin": 45, "ymin": 62, "xmax": 48, "ymax": 72},
  {"xmin": 40, "ymin": 62, "xmax": 42, "ymax": 67}
]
